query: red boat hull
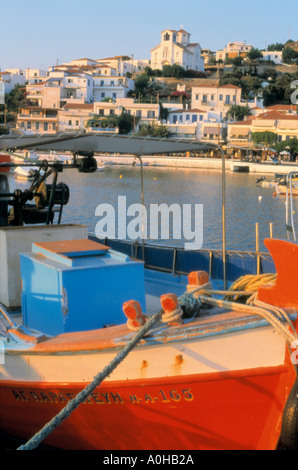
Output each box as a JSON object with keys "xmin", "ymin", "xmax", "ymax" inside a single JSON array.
[{"xmin": 1, "ymin": 363, "xmax": 296, "ymax": 450}]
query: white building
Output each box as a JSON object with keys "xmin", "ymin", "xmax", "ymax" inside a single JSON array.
[
  {"xmin": 96, "ymin": 56, "xmax": 134, "ymax": 77},
  {"xmin": 166, "ymin": 107, "xmax": 225, "ymax": 142},
  {"xmin": 26, "ymin": 69, "xmax": 94, "ymax": 108},
  {"xmin": 191, "ymin": 84, "xmax": 243, "ymax": 117},
  {"xmin": 0, "ymin": 72, "xmax": 25, "ymax": 94},
  {"xmin": 150, "ymin": 28, "xmax": 204, "ymax": 72},
  {"xmin": 261, "ymin": 51, "xmax": 283, "ymax": 64},
  {"xmin": 4, "ymin": 68, "xmax": 47, "ymax": 84},
  {"xmin": 92, "ymin": 75, "xmax": 134, "ymax": 102}
]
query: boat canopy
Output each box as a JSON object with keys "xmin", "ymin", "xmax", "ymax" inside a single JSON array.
[{"xmin": 0, "ymin": 133, "xmax": 219, "ymax": 155}]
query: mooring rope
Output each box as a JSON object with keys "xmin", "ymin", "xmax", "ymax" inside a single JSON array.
[{"xmin": 17, "ymin": 310, "xmax": 163, "ymax": 451}]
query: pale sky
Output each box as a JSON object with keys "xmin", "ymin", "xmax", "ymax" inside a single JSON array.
[{"xmin": 1, "ymin": 0, "xmax": 297, "ymax": 70}]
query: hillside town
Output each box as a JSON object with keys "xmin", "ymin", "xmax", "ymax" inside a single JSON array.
[{"xmin": 1, "ymin": 28, "xmax": 298, "ymax": 159}]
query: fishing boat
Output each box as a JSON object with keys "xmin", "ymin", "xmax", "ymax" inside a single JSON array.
[{"xmin": 0, "ymin": 135, "xmax": 297, "ymax": 451}]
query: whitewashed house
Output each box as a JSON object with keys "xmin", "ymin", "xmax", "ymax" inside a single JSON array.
[
  {"xmin": 191, "ymin": 84, "xmax": 243, "ymax": 118},
  {"xmin": 261, "ymin": 51, "xmax": 283, "ymax": 64},
  {"xmin": 58, "ymin": 103, "xmax": 94, "ymax": 132},
  {"xmin": 150, "ymin": 28, "xmax": 204, "ymax": 72},
  {"xmin": 92, "ymin": 75, "xmax": 134, "ymax": 102},
  {"xmin": 0, "ymin": 72, "xmax": 26, "ymax": 94}
]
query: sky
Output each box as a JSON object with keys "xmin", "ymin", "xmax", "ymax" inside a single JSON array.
[{"xmin": 1, "ymin": 0, "xmax": 297, "ymax": 71}]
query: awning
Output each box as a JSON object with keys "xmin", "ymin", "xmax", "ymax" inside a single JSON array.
[
  {"xmin": 230, "ymin": 128, "xmax": 250, "ymax": 136},
  {"xmin": 0, "ymin": 133, "xmax": 219, "ymax": 155},
  {"xmin": 203, "ymin": 127, "xmax": 220, "ymax": 135}
]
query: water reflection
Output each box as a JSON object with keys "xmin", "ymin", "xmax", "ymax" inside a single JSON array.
[{"xmin": 16, "ymin": 166, "xmax": 298, "ymax": 251}]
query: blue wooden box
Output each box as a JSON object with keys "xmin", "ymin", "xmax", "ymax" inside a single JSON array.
[{"xmin": 20, "ymin": 239, "xmax": 146, "ymax": 335}]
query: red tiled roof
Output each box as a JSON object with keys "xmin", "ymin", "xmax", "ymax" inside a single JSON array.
[
  {"xmin": 256, "ymin": 111, "xmax": 298, "ymax": 121},
  {"xmin": 193, "ymin": 83, "xmax": 241, "ymax": 90}
]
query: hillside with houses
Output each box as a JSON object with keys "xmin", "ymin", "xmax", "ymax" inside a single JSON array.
[{"xmin": 1, "ymin": 28, "xmax": 298, "ymax": 158}]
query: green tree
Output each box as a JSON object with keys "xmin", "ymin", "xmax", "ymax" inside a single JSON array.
[
  {"xmin": 267, "ymin": 43, "xmax": 284, "ymax": 51},
  {"xmin": 247, "ymin": 48, "xmax": 263, "ymax": 61},
  {"xmin": 282, "ymin": 47, "xmax": 298, "ymax": 64},
  {"xmin": 251, "ymin": 131, "xmax": 278, "ymax": 145},
  {"xmin": 226, "ymin": 104, "xmax": 252, "ymax": 121},
  {"xmin": 138, "ymin": 123, "xmax": 170, "ymax": 138}
]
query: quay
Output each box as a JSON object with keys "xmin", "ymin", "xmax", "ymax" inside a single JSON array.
[{"xmin": 97, "ymin": 154, "xmax": 298, "ymax": 175}]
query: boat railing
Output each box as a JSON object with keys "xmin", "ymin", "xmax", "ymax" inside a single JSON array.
[
  {"xmin": 286, "ymin": 171, "xmax": 298, "ymax": 241},
  {"xmin": 89, "ymin": 233, "xmax": 275, "ymax": 282}
]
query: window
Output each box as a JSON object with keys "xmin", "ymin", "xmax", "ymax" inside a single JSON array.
[
  {"xmin": 186, "ymin": 114, "xmax": 190, "ymax": 121},
  {"xmin": 226, "ymin": 95, "xmax": 230, "ymax": 104},
  {"xmin": 36, "ymin": 122, "xmax": 39, "ymax": 130},
  {"xmin": 52, "ymin": 123, "xmax": 56, "ymax": 130},
  {"xmin": 100, "ymin": 80, "xmax": 104, "ymax": 87},
  {"xmin": 136, "ymin": 110, "xmax": 142, "ymax": 118},
  {"xmin": 44, "ymin": 123, "xmax": 48, "ymax": 131},
  {"xmin": 192, "ymin": 115, "xmax": 197, "ymax": 123},
  {"xmin": 195, "ymin": 94, "xmax": 199, "ymax": 100},
  {"xmin": 199, "ymin": 115, "xmax": 203, "ymax": 121},
  {"xmin": 111, "ymin": 81, "xmax": 114, "ymax": 87},
  {"xmin": 101, "ymin": 92, "xmax": 105, "ymax": 98},
  {"xmin": 99, "ymin": 109, "xmax": 104, "ymax": 116},
  {"xmin": 202, "ymin": 95, "xmax": 207, "ymax": 103},
  {"xmin": 211, "ymin": 95, "xmax": 215, "ymax": 101},
  {"xmin": 110, "ymin": 110, "xmax": 115, "ymax": 115},
  {"xmin": 219, "ymin": 94, "xmax": 223, "ymax": 101},
  {"xmin": 68, "ymin": 120, "xmax": 72, "ymax": 125},
  {"xmin": 112, "ymin": 93, "xmax": 117, "ymax": 99},
  {"xmin": 147, "ymin": 111, "xmax": 155, "ymax": 118},
  {"xmin": 27, "ymin": 122, "xmax": 31, "ymax": 129},
  {"xmin": 76, "ymin": 120, "xmax": 79, "ymax": 126}
]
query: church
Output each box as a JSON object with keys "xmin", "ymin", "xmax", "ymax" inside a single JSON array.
[{"xmin": 150, "ymin": 28, "xmax": 205, "ymax": 72}]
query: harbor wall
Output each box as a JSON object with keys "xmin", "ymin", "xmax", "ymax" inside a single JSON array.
[{"xmin": 96, "ymin": 155, "xmax": 298, "ymax": 175}]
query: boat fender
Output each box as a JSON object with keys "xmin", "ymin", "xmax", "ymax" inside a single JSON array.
[{"xmin": 281, "ymin": 378, "xmax": 298, "ymax": 450}]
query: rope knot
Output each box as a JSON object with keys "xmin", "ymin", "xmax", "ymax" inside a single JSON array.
[
  {"xmin": 122, "ymin": 300, "xmax": 147, "ymax": 331},
  {"xmin": 160, "ymin": 293, "xmax": 183, "ymax": 325}
]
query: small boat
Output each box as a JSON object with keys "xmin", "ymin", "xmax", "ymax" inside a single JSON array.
[
  {"xmin": 14, "ymin": 166, "xmax": 38, "ymax": 181},
  {"xmin": 0, "ymin": 137, "xmax": 298, "ymax": 451},
  {"xmin": 13, "ymin": 150, "xmax": 40, "ymax": 181}
]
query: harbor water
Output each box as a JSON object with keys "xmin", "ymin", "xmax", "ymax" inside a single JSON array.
[{"xmin": 23, "ymin": 164, "xmax": 298, "ymax": 252}]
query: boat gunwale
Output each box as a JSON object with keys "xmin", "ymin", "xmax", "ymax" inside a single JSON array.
[{"xmin": 4, "ymin": 308, "xmax": 297, "ymax": 356}]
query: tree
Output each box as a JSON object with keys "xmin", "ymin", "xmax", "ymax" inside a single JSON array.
[
  {"xmin": 282, "ymin": 47, "xmax": 298, "ymax": 64},
  {"xmin": 274, "ymin": 138, "xmax": 298, "ymax": 158},
  {"xmin": 251, "ymin": 131, "xmax": 278, "ymax": 145},
  {"xmin": 161, "ymin": 64, "xmax": 185, "ymax": 78},
  {"xmin": 226, "ymin": 105, "xmax": 252, "ymax": 122},
  {"xmin": 247, "ymin": 48, "xmax": 263, "ymax": 61},
  {"xmin": 137, "ymin": 123, "xmax": 170, "ymax": 138},
  {"xmin": 267, "ymin": 42, "xmax": 284, "ymax": 51}
]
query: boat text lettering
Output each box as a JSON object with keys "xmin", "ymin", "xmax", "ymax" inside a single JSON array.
[{"xmin": 11, "ymin": 387, "xmax": 194, "ymax": 406}]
